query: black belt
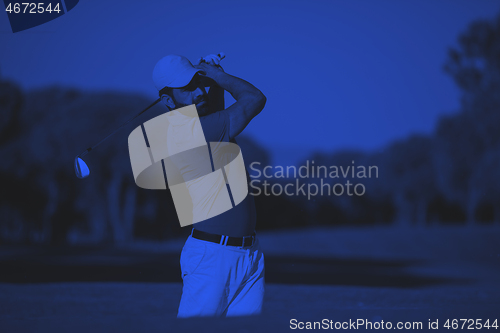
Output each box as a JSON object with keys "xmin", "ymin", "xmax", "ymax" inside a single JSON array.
[{"xmin": 191, "ymin": 229, "xmax": 256, "ymax": 248}]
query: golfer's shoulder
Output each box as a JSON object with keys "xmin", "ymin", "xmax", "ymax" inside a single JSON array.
[{"xmin": 200, "ymin": 110, "xmax": 231, "ymax": 142}]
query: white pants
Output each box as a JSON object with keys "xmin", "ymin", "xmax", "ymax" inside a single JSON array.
[{"xmin": 177, "ymin": 234, "xmax": 265, "ymax": 317}]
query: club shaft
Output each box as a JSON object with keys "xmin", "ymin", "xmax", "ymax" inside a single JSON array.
[{"xmin": 78, "ymin": 98, "xmax": 161, "ymax": 158}]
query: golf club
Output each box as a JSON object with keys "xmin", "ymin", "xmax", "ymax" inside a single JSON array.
[
  {"xmin": 74, "ymin": 52, "xmax": 226, "ymax": 179},
  {"xmin": 74, "ymin": 98, "xmax": 161, "ymax": 179}
]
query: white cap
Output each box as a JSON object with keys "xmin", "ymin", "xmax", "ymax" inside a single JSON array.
[{"xmin": 152, "ymin": 55, "xmax": 202, "ymax": 91}]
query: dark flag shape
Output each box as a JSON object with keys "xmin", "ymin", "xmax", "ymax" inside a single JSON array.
[{"xmin": 3, "ymin": 0, "xmax": 79, "ymax": 33}]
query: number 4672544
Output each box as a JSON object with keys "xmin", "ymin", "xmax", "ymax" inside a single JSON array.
[
  {"xmin": 5, "ymin": 3, "xmax": 61, "ymax": 14},
  {"xmin": 444, "ymin": 319, "xmax": 498, "ymax": 330}
]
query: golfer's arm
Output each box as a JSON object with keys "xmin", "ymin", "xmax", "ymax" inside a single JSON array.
[{"xmin": 211, "ymin": 72, "xmax": 266, "ymax": 139}]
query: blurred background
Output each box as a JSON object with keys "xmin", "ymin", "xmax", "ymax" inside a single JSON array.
[
  {"xmin": 1, "ymin": 1, "xmax": 500, "ymax": 331},
  {"xmin": 2, "ymin": 0, "xmax": 500, "ymax": 243}
]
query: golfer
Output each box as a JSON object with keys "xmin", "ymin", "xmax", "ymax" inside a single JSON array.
[{"xmin": 152, "ymin": 54, "xmax": 266, "ymax": 317}]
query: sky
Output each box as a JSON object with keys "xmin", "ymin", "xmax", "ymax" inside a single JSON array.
[{"xmin": 1, "ymin": 0, "xmax": 500, "ymax": 165}]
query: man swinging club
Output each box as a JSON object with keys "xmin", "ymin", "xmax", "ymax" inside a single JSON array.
[{"xmin": 152, "ymin": 53, "xmax": 266, "ymax": 317}]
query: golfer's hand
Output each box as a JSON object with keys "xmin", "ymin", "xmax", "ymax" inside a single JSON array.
[{"xmin": 197, "ymin": 53, "xmax": 225, "ymax": 68}]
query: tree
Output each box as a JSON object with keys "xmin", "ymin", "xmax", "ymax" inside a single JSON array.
[
  {"xmin": 0, "ymin": 80, "xmax": 23, "ymax": 145},
  {"xmin": 375, "ymin": 135, "xmax": 437, "ymax": 227},
  {"xmin": 0, "ymin": 85, "xmax": 161, "ymax": 244},
  {"xmin": 436, "ymin": 13, "xmax": 500, "ymax": 224}
]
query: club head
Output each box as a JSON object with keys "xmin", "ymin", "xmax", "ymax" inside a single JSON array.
[{"xmin": 74, "ymin": 157, "xmax": 90, "ymax": 179}]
